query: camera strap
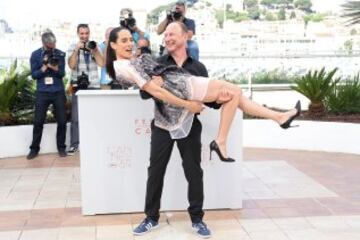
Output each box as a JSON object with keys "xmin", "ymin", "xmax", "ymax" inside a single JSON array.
[
  {"xmin": 41, "ymin": 48, "xmax": 46, "ymax": 59},
  {"xmin": 41, "ymin": 47, "xmax": 51, "ymax": 56},
  {"xmin": 76, "ymin": 49, "xmax": 90, "ymax": 75}
]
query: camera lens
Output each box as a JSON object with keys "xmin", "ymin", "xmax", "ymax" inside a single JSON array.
[
  {"xmin": 173, "ymin": 11, "xmax": 182, "ymax": 20},
  {"xmin": 49, "ymin": 57, "xmax": 59, "ymax": 66},
  {"xmin": 86, "ymin": 41, "xmax": 97, "ymax": 50},
  {"xmin": 127, "ymin": 18, "xmax": 136, "ymax": 27},
  {"xmin": 120, "ymin": 19, "xmax": 126, "ymax": 27}
]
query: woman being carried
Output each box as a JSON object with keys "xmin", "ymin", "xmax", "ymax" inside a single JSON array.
[{"xmin": 106, "ymin": 24, "xmax": 301, "ymax": 162}]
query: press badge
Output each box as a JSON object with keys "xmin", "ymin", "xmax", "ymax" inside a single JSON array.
[{"xmin": 45, "ymin": 77, "xmax": 54, "ymax": 85}]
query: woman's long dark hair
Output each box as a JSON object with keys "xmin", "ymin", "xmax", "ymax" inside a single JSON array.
[{"xmin": 106, "ymin": 27, "xmax": 130, "ymax": 81}]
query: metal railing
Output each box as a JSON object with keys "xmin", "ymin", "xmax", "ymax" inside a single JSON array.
[{"xmin": 0, "ymin": 54, "xmax": 354, "ymax": 97}]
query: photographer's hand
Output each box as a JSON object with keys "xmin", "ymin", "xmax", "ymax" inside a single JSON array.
[
  {"xmin": 76, "ymin": 41, "xmax": 84, "ymax": 51},
  {"xmin": 157, "ymin": 17, "xmax": 169, "ymax": 35},
  {"xmin": 47, "ymin": 64, "xmax": 59, "ymax": 72},
  {"xmin": 40, "ymin": 64, "xmax": 48, "ymax": 72},
  {"xmin": 68, "ymin": 42, "xmax": 83, "ymax": 70},
  {"xmin": 92, "ymin": 47, "xmax": 105, "ymax": 67},
  {"xmin": 90, "ymin": 46, "xmax": 99, "ymax": 54}
]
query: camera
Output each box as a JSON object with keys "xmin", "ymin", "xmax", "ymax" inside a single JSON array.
[
  {"xmin": 120, "ymin": 16, "xmax": 136, "ymax": 29},
  {"xmin": 120, "ymin": 10, "xmax": 136, "ymax": 30},
  {"xmin": 42, "ymin": 49, "xmax": 60, "ymax": 66},
  {"xmin": 81, "ymin": 41, "xmax": 97, "ymax": 52},
  {"xmin": 71, "ymin": 71, "xmax": 89, "ymax": 90},
  {"xmin": 109, "ymin": 80, "xmax": 127, "ymax": 90},
  {"xmin": 159, "ymin": 45, "xmax": 165, "ymax": 56},
  {"xmin": 167, "ymin": 10, "xmax": 183, "ymax": 22},
  {"xmin": 139, "ymin": 46, "xmax": 151, "ymax": 55},
  {"xmin": 86, "ymin": 41, "xmax": 97, "ymax": 50}
]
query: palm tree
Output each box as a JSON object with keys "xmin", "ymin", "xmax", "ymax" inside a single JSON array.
[
  {"xmin": 291, "ymin": 68, "xmax": 340, "ymax": 116},
  {"xmin": 342, "ymin": 0, "xmax": 360, "ymax": 25}
]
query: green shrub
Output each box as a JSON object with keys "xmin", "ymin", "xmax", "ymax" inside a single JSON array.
[
  {"xmin": 325, "ymin": 74, "xmax": 360, "ymax": 114},
  {"xmin": 252, "ymin": 69, "xmax": 296, "ymax": 84},
  {"xmin": 291, "ymin": 67, "xmax": 340, "ymax": 116},
  {"xmin": 0, "ymin": 60, "xmax": 34, "ymax": 125},
  {"xmin": 226, "ymin": 69, "xmax": 296, "ymax": 84}
]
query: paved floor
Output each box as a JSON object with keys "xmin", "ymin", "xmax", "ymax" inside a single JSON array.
[{"xmin": 0, "ymin": 148, "xmax": 359, "ymax": 239}]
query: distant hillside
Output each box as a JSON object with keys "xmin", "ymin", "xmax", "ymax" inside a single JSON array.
[
  {"xmin": 147, "ymin": 0, "xmax": 317, "ymax": 28},
  {"xmin": 147, "ymin": 0, "xmax": 199, "ymax": 25}
]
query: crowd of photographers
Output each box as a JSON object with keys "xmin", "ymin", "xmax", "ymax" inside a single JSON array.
[{"xmin": 26, "ymin": 1, "xmax": 199, "ymax": 159}]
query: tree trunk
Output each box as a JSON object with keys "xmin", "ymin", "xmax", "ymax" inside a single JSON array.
[
  {"xmin": 0, "ymin": 112, "xmax": 14, "ymax": 125},
  {"xmin": 308, "ymin": 102, "xmax": 326, "ymax": 117}
]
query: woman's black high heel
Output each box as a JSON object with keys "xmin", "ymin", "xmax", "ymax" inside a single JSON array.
[
  {"xmin": 280, "ymin": 100, "xmax": 301, "ymax": 129},
  {"xmin": 209, "ymin": 140, "xmax": 235, "ymax": 162}
]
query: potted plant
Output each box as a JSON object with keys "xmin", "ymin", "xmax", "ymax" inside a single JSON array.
[{"xmin": 291, "ymin": 67, "xmax": 340, "ymax": 116}]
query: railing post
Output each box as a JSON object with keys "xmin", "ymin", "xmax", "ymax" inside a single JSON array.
[{"xmin": 248, "ymin": 70, "xmax": 253, "ymax": 100}]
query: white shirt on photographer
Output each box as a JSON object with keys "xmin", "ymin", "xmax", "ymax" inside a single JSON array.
[{"xmin": 68, "ymin": 43, "xmax": 100, "ymax": 88}]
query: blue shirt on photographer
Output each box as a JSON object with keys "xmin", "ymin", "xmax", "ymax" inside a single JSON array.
[
  {"xmin": 30, "ymin": 48, "xmax": 66, "ymax": 92},
  {"xmin": 182, "ymin": 17, "xmax": 199, "ymax": 60},
  {"xmin": 132, "ymin": 32, "xmax": 150, "ymax": 44},
  {"xmin": 183, "ymin": 17, "xmax": 195, "ymax": 34}
]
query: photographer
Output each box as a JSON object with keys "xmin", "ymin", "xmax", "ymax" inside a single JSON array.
[
  {"xmin": 157, "ymin": 1, "xmax": 199, "ymax": 60},
  {"xmin": 67, "ymin": 23, "xmax": 104, "ymax": 155},
  {"xmin": 27, "ymin": 31, "xmax": 67, "ymax": 160},
  {"xmin": 120, "ymin": 8, "xmax": 150, "ymax": 45},
  {"xmin": 136, "ymin": 37, "xmax": 151, "ymax": 57}
]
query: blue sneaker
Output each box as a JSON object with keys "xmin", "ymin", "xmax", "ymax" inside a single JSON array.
[
  {"xmin": 192, "ymin": 221, "xmax": 211, "ymax": 238},
  {"xmin": 133, "ymin": 218, "xmax": 159, "ymax": 235}
]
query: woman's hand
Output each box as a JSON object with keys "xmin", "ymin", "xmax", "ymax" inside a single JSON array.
[
  {"xmin": 151, "ymin": 76, "xmax": 164, "ymax": 87},
  {"xmin": 186, "ymin": 101, "xmax": 204, "ymax": 114}
]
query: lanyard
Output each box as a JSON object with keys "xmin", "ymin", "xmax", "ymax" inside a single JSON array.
[{"xmin": 76, "ymin": 49, "xmax": 91, "ymax": 74}]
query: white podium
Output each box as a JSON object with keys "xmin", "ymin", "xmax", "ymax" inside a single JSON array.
[{"xmin": 77, "ymin": 90, "xmax": 243, "ymax": 215}]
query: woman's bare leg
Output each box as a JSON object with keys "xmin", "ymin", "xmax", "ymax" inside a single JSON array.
[
  {"xmin": 214, "ymin": 93, "xmax": 240, "ymax": 157},
  {"xmin": 202, "ymin": 80, "xmax": 241, "ymax": 158},
  {"xmin": 202, "ymin": 79, "xmax": 298, "ymax": 158},
  {"xmin": 237, "ymin": 95, "xmax": 297, "ymax": 125},
  {"xmin": 203, "ymin": 80, "xmax": 297, "ymax": 124}
]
